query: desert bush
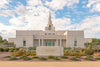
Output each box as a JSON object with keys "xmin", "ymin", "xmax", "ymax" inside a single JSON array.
[
  {"xmin": 29, "ymin": 52, "xmax": 36, "ymax": 56},
  {"xmin": 64, "ymin": 52, "xmax": 67, "ymax": 56},
  {"xmin": 84, "ymin": 49, "xmax": 94, "ymax": 55},
  {"xmin": 9, "ymin": 57, "xmax": 18, "ymax": 60},
  {"xmin": 16, "ymin": 50, "xmax": 24, "ymax": 55},
  {"xmin": 53, "ymin": 57, "xmax": 60, "ymax": 60},
  {"xmin": 48, "ymin": 56, "xmax": 54, "ymax": 59},
  {"xmin": 12, "ymin": 54, "xmax": 19, "ymax": 57},
  {"xmin": 4, "ymin": 56, "xmax": 11, "ymax": 58},
  {"xmin": 0, "ymin": 48, "xmax": 4, "ymax": 52},
  {"xmin": 84, "ymin": 55, "xmax": 93, "ymax": 61},
  {"xmin": 12, "ymin": 50, "xmax": 24, "ymax": 56},
  {"xmin": 39, "ymin": 57, "xmax": 47, "ymax": 60},
  {"xmin": 4, "ymin": 48, "xmax": 9, "ymax": 52},
  {"xmin": 61, "ymin": 56, "xmax": 68, "ymax": 59},
  {"xmin": 69, "ymin": 51, "xmax": 82, "ymax": 56},
  {"xmin": 95, "ymin": 58, "xmax": 100, "ymax": 60},
  {"xmin": 70, "ymin": 57, "xmax": 79, "ymax": 61},
  {"xmin": 32, "ymin": 56, "xmax": 39, "ymax": 59},
  {"xmin": 28, "ymin": 47, "xmax": 36, "ymax": 50}
]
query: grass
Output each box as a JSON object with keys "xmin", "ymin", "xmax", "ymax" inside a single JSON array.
[
  {"xmin": 39, "ymin": 57, "xmax": 47, "ymax": 60},
  {"xmin": 61, "ymin": 56, "xmax": 68, "ymax": 59},
  {"xmin": 22, "ymin": 57, "xmax": 31, "ymax": 60},
  {"xmin": 75, "ymin": 56, "xmax": 81, "ymax": 58},
  {"xmin": 95, "ymin": 58, "xmax": 100, "ymax": 60},
  {"xmin": 4, "ymin": 56, "xmax": 11, "ymax": 58},
  {"xmin": 53, "ymin": 57, "xmax": 60, "ymax": 60},
  {"xmin": 32, "ymin": 56, "xmax": 39, "ymax": 59},
  {"xmin": 9, "ymin": 57, "xmax": 18, "ymax": 60},
  {"xmin": 70, "ymin": 57, "xmax": 79, "ymax": 61},
  {"xmin": 20, "ymin": 56, "xmax": 27, "ymax": 58},
  {"xmin": 48, "ymin": 56, "xmax": 54, "ymax": 59},
  {"xmin": 84, "ymin": 55, "xmax": 93, "ymax": 61}
]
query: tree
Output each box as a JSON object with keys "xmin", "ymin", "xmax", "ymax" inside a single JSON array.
[
  {"xmin": 0, "ymin": 36, "xmax": 2, "ymax": 42},
  {"xmin": 89, "ymin": 43, "xmax": 92, "ymax": 50}
]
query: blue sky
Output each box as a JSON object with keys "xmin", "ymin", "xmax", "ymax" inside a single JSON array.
[{"xmin": 0, "ymin": 0, "xmax": 100, "ymax": 39}]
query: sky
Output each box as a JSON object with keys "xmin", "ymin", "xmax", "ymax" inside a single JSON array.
[{"xmin": 0, "ymin": 0, "xmax": 100, "ymax": 39}]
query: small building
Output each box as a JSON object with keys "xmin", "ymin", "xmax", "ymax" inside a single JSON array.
[{"xmin": 8, "ymin": 11, "xmax": 86, "ymax": 48}]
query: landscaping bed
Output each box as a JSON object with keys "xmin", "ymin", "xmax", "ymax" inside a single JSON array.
[{"xmin": 0, "ymin": 47, "xmax": 100, "ymax": 61}]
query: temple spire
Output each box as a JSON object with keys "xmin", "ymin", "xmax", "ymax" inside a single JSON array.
[
  {"xmin": 48, "ymin": 9, "xmax": 52, "ymax": 25},
  {"xmin": 45, "ymin": 9, "xmax": 55, "ymax": 31}
]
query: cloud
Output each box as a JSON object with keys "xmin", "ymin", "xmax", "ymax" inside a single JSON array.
[
  {"xmin": 0, "ymin": 0, "xmax": 100, "ymax": 39},
  {"xmin": 53, "ymin": 18, "xmax": 71, "ymax": 30},
  {"xmin": 76, "ymin": 16, "xmax": 100, "ymax": 38},
  {"xmin": 90, "ymin": 3, "xmax": 100, "ymax": 12},
  {"xmin": 45, "ymin": 0, "xmax": 79, "ymax": 10},
  {"xmin": 0, "ymin": 0, "xmax": 11, "ymax": 9},
  {"xmin": 0, "ymin": 10, "xmax": 14, "ymax": 17},
  {"xmin": 0, "ymin": 0, "xmax": 72, "ymax": 39},
  {"xmin": 87, "ymin": 0, "xmax": 100, "ymax": 12},
  {"xmin": 15, "ymin": 4, "xmax": 28, "ymax": 16}
]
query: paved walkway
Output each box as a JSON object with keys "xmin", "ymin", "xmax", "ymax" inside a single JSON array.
[{"xmin": 0, "ymin": 61, "xmax": 100, "ymax": 67}]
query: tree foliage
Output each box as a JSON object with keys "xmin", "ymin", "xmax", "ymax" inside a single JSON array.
[{"xmin": 0, "ymin": 35, "xmax": 15, "ymax": 47}]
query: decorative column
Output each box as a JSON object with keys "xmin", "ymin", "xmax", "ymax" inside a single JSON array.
[
  {"xmin": 39, "ymin": 39, "xmax": 40, "ymax": 46},
  {"xmin": 56, "ymin": 39, "xmax": 58, "ymax": 46},
  {"xmin": 60, "ymin": 39, "xmax": 62, "ymax": 46},
  {"xmin": 42, "ymin": 38, "xmax": 43, "ymax": 46}
]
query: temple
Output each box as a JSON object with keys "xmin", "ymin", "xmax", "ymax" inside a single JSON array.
[{"xmin": 8, "ymin": 11, "xmax": 87, "ymax": 48}]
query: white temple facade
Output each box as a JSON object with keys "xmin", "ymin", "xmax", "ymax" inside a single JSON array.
[{"xmin": 8, "ymin": 11, "xmax": 86, "ymax": 48}]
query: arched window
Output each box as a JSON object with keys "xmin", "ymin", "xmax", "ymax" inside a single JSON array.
[{"xmin": 49, "ymin": 25, "xmax": 51, "ymax": 30}]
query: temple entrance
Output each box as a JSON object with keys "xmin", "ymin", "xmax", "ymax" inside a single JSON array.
[{"xmin": 45, "ymin": 41, "xmax": 55, "ymax": 46}]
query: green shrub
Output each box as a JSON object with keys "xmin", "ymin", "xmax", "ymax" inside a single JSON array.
[
  {"xmin": 32, "ymin": 56, "xmax": 39, "ymax": 59},
  {"xmin": 61, "ymin": 56, "xmax": 68, "ymax": 59},
  {"xmin": 15, "ymin": 48, "xmax": 19, "ymax": 51},
  {"xmin": 53, "ymin": 57, "xmax": 60, "ymax": 60},
  {"xmin": 10, "ymin": 48, "xmax": 15, "ymax": 52},
  {"xmin": 70, "ymin": 57, "xmax": 79, "ymax": 61},
  {"xmin": 4, "ymin": 56, "xmax": 11, "ymax": 58},
  {"xmin": 95, "ymin": 58, "xmax": 100, "ymax": 60},
  {"xmin": 84, "ymin": 55, "xmax": 93, "ymax": 61},
  {"xmin": 39, "ymin": 57, "xmax": 47, "ymax": 60},
  {"xmin": 48, "ymin": 56, "xmax": 54, "ymax": 59},
  {"xmin": 4, "ymin": 48, "xmax": 9, "ymax": 52},
  {"xmin": 75, "ymin": 56, "xmax": 81, "ymax": 58},
  {"xmin": 0, "ymin": 48, "xmax": 4, "ymax": 52},
  {"xmin": 20, "ymin": 56, "xmax": 27, "ymax": 58},
  {"xmin": 22, "ymin": 57, "xmax": 31, "ymax": 60},
  {"xmin": 9, "ymin": 57, "xmax": 18, "ymax": 60}
]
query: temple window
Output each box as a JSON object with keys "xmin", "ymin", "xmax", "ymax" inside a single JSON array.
[
  {"xmin": 23, "ymin": 41, "xmax": 26, "ymax": 46},
  {"xmin": 49, "ymin": 25, "xmax": 51, "ymax": 30},
  {"xmin": 74, "ymin": 41, "xmax": 77, "ymax": 46}
]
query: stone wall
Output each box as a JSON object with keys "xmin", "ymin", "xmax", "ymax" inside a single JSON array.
[{"xmin": 36, "ymin": 46, "xmax": 64, "ymax": 56}]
